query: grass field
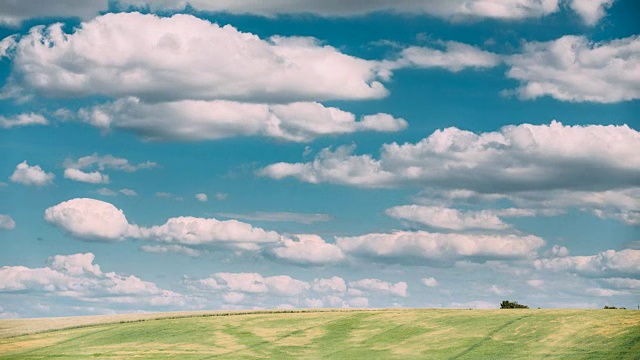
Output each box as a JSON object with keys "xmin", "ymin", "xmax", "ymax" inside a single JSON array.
[{"xmin": 0, "ymin": 308, "xmax": 638, "ymax": 359}]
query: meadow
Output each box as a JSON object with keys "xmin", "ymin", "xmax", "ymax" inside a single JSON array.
[{"xmin": 0, "ymin": 308, "xmax": 638, "ymax": 359}]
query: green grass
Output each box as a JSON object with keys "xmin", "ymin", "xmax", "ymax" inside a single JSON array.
[{"xmin": 0, "ymin": 309, "xmax": 638, "ymax": 359}]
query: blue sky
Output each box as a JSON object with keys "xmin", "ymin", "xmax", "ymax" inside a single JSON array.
[{"xmin": 0, "ymin": 0, "xmax": 639, "ymax": 318}]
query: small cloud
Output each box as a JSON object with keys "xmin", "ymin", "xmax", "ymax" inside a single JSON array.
[
  {"xmin": 195, "ymin": 193, "xmax": 208, "ymax": 202},
  {"xmin": 119, "ymin": 188, "xmax": 137, "ymax": 196},
  {"xmin": 10, "ymin": 161, "xmax": 54, "ymax": 186},
  {"xmin": 64, "ymin": 168, "xmax": 109, "ymax": 184},
  {"xmin": 214, "ymin": 193, "xmax": 228, "ymax": 201},
  {"xmin": 95, "ymin": 188, "xmax": 117, "ymax": 196},
  {"xmin": 421, "ymin": 277, "xmax": 438, "ymax": 287},
  {"xmin": 0, "ymin": 214, "xmax": 16, "ymax": 230},
  {"xmin": 216, "ymin": 211, "xmax": 331, "ymax": 224},
  {"xmin": 0, "ymin": 113, "xmax": 48, "ymax": 128}
]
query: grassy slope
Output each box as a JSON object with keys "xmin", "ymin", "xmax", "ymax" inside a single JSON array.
[{"xmin": 0, "ymin": 309, "xmax": 638, "ymax": 359}]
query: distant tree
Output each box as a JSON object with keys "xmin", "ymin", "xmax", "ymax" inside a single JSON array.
[
  {"xmin": 603, "ymin": 306, "xmax": 626, "ymax": 309},
  {"xmin": 500, "ymin": 300, "xmax": 529, "ymax": 309}
]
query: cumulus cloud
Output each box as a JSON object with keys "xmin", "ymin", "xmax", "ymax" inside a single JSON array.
[
  {"xmin": 0, "ymin": 214, "xmax": 16, "ymax": 230},
  {"xmin": 569, "ymin": 0, "xmax": 615, "ymax": 25},
  {"xmin": 270, "ymin": 234, "xmax": 345, "ymax": 265},
  {"xmin": 216, "ymin": 211, "xmax": 331, "ymax": 224},
  {"xmin": 44, "ymin": 198, "xmax": 133, "ymax": 241},
  {"xmin": 386, "ymin": 205, "xmax": 509, "ymax": 230},
  {"xmin": 44, "ymin": 198, "xmax": 283, "ymax": 253},
  {"xmin": 534, "ymin": 249, "xmax": 640, "ymax": 277},
  {"xmin": 139, "ymin": 244, "xmax": 202, "ymax": 257},
  {"xmin": 64, "ymin": 153, "xmax": 157, "ymax": 172},
  {"xmin": 9, "ymin": 161, "xmax": 55, "ymax": 186},
  {"xmin": 78, "ymin": 98, "xmax": 406, "ymax": 142},
  {"xmin": 312, "ymin": 277, "xmax": 347, "ymax": 294},
  {"xmin": 506, "ymin": 35, "xmax": 640, "ymax": 103},
  {"xmin": 2, "ymin": 13, "xmax": 388, "ymax": 103},
  {"xmin": 337, "ymin": 231, "xmax": 544, "ymax": 264},
  {"xmin": 0, "ymin": 113, "xmax": 47, "ymax": 128},
  {"xmin": 348, "ymin": 297, "xmax": 369, "ymax": 307},
  {"xmin": 0, "ymin": 0, "xmax": 104, "ymax": 26},
  {"xmin": 349, "ymin": 279, "xmax": 408, "ymax": 297},
  {"xmin": 0, "ymin": 253, "xmax": 188, "ymax": 307},
  {"xmin": 260, "ymin": 121, "xmax": 640, "ymax": 193},
  {"xmin": 195, "ymin": 193, "xmax": 208, "ymax": 202},
  {"xmin": 124, "ymin": 0, "xmax": 560, "ymax": 20},
  {"xmin": 421, "ymin": 277, "xmax": 438, "ymax": 287},
  {"xmin": 194, "ymin": 272, "xmax": 310, "ymax": 296},
  {"xmin": 64, "ymin": 168, "xmax": 109, "ymax": 184},
  {"xmin": 388, "ymin": 41, "xmax": 500, "ymax": 72}
]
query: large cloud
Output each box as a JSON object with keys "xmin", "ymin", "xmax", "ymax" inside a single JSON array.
[
  {"xmin": 260, "ymin": 121, "xmax": 640, "ymax": 193},
  {"xmin": 348, "ymin": 279, "xmax": 408, "ymax": 297},
  {"xmin": 506, "ymin": 35, "xmax": 640, "ymax": 103},
  {"xmin": 0, "ymin": 253, "xmax": 188, "ymax": 307},
  {"xmin": 78, "ymin": 98, "xmax": 406, "ymax": 142},
  {"xmin": 2, "ymin": 12, "xmax": 388, "ymax": 103},
  {"xmin": 336, "ymin": 231, "xmax": 545, "ymax": 264},
  {"xmin": 9, "ymin": 161, "xmax": 55, "ymax": 186}
]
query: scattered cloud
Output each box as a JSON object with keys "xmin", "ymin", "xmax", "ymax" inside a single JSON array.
[
  {"xmin": 534, "ymin": 249, "xmax": 640, "ymax": 277},
  {"xmin": 195, "ymin": 193, "xmax": 208, "ymax": 202},
  {"xmin": 216, "ymin": 211, "xmax": 331, "ymax": 224},
  {"xmin": 270, "ymin": 234, "xmax": 345, "ymax": 265},
  {"xmin": 386, "ymin": 205, "xmax": 508, "ymax": 230},
  {"xmin": 0, "ymin": 214, "xmax": 15, "ymax": 230},
  {"xmin": 388, "ymin": 41, "xmax": 500, "ymax": 72},
  {"xmin": 119, "ymin": 189, "xmax": 137, "ymax": 196},
  {"xmin": 140, "ymin": 244, "xmax": 202, "ymax": 257},
  {"xmin": 0, "ymin": 113, "xmax": 47, "ymax": 128},
  {"xmin": 421, "ymin": 277, "xmax": 438, "ymax": 287},
  {"xmin": 9, "ymin": 161, "xmax": 55, "ymax": 186},
  {"xmin": 78, "ymin": 98, "xmax": 406, "ymax": 142},
  {"xmin": 64, "ymin": 168, "xmax": 109, "ymax": 184},
  {"xmin": 506, "ymin": 35, "xmax": 640, "ymax": 103},
  {"xmin": 64, "ymin": 153, "xmax": 157, "ymax": 172},
  {"xmin": 0, "ymin": 253, "xmax": 189, "ymax": 308},
  {"xmin": 259, "ymin": 121, "xmax": 640, "ymax": 193},
  {"xmin": 95, "ymin": 188, "xmax": 117, "ymax": 196},
  {"xmin": 349, "ymin": 279, "xmax": 408, "ymax": 297},
  {"xmin": 569, "ymin": 0, "xmax": 615, "ymax": 25},
  {"xmin": 312, "ymin": 277, "xmax": 347, "ymax": 294},
  {"xmin": 337, "ymin": 231, "xmax": 544, "ymax": 264}
]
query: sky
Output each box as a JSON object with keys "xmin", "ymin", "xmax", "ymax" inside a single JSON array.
[{"xmin": 0, "ymin": 0, "xmax": 639, "ymax": 318}]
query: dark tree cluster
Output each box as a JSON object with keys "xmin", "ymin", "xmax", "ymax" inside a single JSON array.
[
  {"xmin": 603, "ymin": 306, "xmax": 626, "ymax": 309},
  {"xmin": 500, "ymin": 300, "xmax": 529, "ymax": 309}
]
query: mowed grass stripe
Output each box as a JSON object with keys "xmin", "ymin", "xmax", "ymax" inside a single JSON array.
[{"xmin": 0, "ymin": 309, "xmax": 638, "ymax": 359}]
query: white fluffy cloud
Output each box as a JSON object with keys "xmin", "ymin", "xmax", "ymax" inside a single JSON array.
[
  {"xmin": 195, "ymin": 193, "xmax": 208, "ymax": 202},
  {"xmin": 195, "ymin": 272, "xmax": 310, "ymax": 297},
  {"xmin": 534, "ymin": 249, "xmax": 640, "ymax": 277},
  {"xmin": 389, "ymin": 41, "xmax": 500, "ymax": 72},
  {"xmin": 0, "ymin": 214, "xmax": 16, "ymax": 230},
  {"xmin": 78, "ymin": 98, "xmax": 406, "ymax": 142},
  {"xmin": 271, "ymin": 234, "xmax": 345, "ymax": 265},
  {"xmin": 3, "ymin": 13, "xmax": 388, "ymax": 103},
  {"xmin": 421, "ymin": 277, "xmax": 439, "ymax": 287},
  {"xmin": 337, "ymin": 231, "xmax": 544, "ymax": 264},
  {"xmin": 386, "ymin": 205, "xmax": 509, "ymax": 230},
  {"xmin": 9, "ymin": 161, "xmax": 54, "ymax": 186},
  {"xmin": 44, "ymin": 198, "xmax": 282, "ymax": 252},
  {"xmin": 0, "ymin": 253, "xmax": 188, "ymax": 307},
  {"xmin": 0, "ymin": 113, "xmax": 47, "ymax": 128},
  {"xmin": 63, "ymin": 168, "xmax": 109, "ymax": 184},
  {"xmin": 139, "ymin": 244, "xmax": 202, "ymax": 257},
  {"xmin": 260, "ymin": 121, "xmax": 640, "ymax": 192},
  {"xmin": 312, "ymin": 277, "xmax": 347, "ymax": 294},
  {"xmin": 569, "ymin": 0, "xmax": 615, "ymax": 25},
  {"xmin": 506, "ymin": 35, "xmax": 640, "ymax": 103},
  {"xmin": 44, "ymin": 198, "xmax": 133, "ymax": 241},
  {"xmin": 349, "ymin": 279, "xmax": 408, "ymax": 297}
]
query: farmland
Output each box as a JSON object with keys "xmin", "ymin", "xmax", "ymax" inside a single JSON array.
[{"xmin": 0, "ymin": 308, "xmax": 638, "ymax": 359}]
